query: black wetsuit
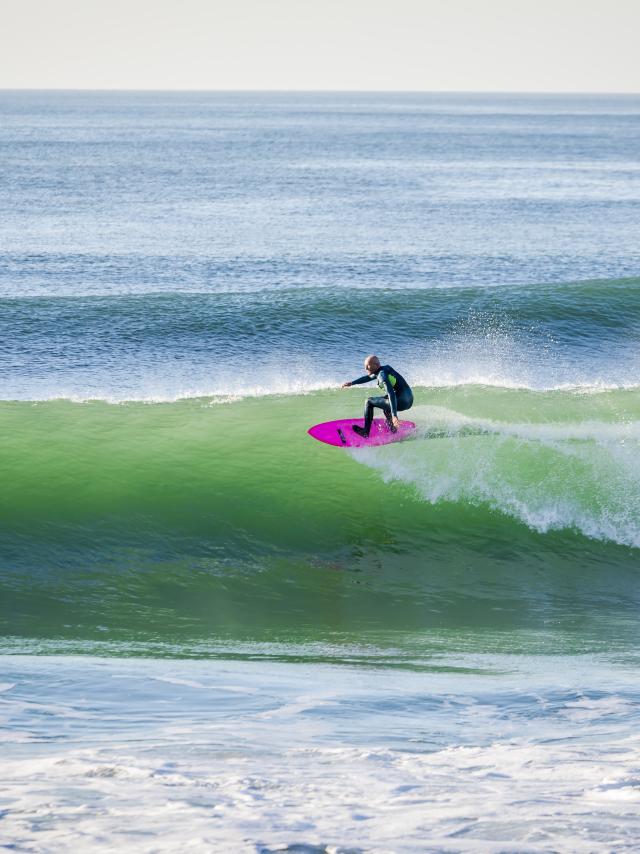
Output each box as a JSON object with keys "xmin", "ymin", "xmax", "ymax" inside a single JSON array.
[{"xmin": 351, "ymin": 364, "xmax": 413, "ymax": 435}]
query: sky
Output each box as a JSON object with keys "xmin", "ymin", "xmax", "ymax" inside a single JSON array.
[{"xmin": 1, "ymin": 0, "xmax": 639, "ymax": 92}]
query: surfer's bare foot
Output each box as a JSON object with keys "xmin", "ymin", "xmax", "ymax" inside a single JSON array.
[{"xmin": 352, "ymin": 425, "xmax": 368, "ymax": 438}]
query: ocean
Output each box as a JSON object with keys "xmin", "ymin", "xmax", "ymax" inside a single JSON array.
[{"xmin": 1, "ymin": 90, "xmax": 640, "ymax": 852}]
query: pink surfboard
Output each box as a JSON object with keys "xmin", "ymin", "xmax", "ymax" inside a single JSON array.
[{"xmin": 308, "ymin": 418, "xmax": 416, "ymax": 448}]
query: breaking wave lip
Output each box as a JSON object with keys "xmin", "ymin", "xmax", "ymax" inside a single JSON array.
[
  {"xmin": 0, "ymin": 379, "xmax": 341, "ymax": 405},
  {"xmin": 3, "ymin": 376, "xmax": 640, "ymax": 403},
  {"xmin": 0, "ymin": 381, "xmax": 640, "ymax": 406}
]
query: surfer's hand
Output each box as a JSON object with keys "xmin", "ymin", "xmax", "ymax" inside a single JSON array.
[
  {"xmin": 391, "ymin": 416, "xmax": 400, "ymax": 428},
  {"xmin": 341, "ymin": 382, "xmax": 352, "ymax": 388}
]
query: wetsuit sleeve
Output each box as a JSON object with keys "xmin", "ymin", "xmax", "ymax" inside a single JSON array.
[
  {"xmin": 350, "ymin": 374, "xmax": 374, "ymax": 385},
  {"xmin": 379, "ymin": 369, "xmax": 398, "ymax": 417}
]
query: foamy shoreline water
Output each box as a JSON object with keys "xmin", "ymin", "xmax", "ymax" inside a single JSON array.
[{"xmin": 1, "ymin": 654, "xmax": 639, "ymax": 853}]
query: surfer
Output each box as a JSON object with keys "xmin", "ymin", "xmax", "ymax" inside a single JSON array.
[{"xmin": 341, "ymin": 355, "xmax": 413, "ymax": 438}]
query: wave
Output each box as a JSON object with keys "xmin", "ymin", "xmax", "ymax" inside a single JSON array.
[
  {"xmin": 1, "ymin": 387, "xmax": 639, "ymax": 548},
  {"xmin": 2, "ymin": 386, "xmax": 640, "ymax": 644}
]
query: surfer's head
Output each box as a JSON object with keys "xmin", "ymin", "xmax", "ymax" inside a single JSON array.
[{"xmin": 364, "ymin": 355, "xmax": 381, "ymax": 375}]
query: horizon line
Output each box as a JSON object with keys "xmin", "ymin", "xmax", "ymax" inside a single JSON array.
[{"xmin": 1, "ymin": 87, "xmax": 639, "ymax": 97}]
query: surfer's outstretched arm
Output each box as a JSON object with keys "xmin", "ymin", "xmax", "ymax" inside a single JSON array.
[{"xmin": 341, "ymin": 374, "xmax": 374, "ymax": 388}]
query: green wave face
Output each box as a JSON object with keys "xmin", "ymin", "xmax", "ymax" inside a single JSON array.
[{"xmin": 2, "ymin": 387, "xmax": 640, "ymax": 652}]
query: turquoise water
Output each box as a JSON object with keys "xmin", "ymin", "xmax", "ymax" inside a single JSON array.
[{"xmin": 1, "ymin": 91, "xmax": 640, "ymax": 851}]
